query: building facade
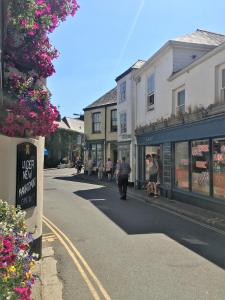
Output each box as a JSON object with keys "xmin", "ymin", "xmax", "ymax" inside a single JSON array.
[
  {"xmin": 45, "ymin": 117, "xmax": 84, "ymax": 167},
  {"xmin": 134, "ymin": 29, "xmax": 225, "ymax": 213},
  {"xmin": 115, "ymin": 60, "xmax": 145, "ymax": 183},
  {"xmin": 83, "ymin": 87, "xmax": 117, "ymax": 170}
]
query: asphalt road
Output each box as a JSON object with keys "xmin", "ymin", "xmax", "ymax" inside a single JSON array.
[{"xmin": 43, "ymin": 168, "xmax": 225, "ymax": 300}]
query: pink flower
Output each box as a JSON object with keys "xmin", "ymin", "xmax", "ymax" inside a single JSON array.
[
  {"xmin": 20, "ymin": 19, "xmax": 28, "ymax": 26},
  {"xmin": 27, "ymin": 31, "xmax": 35, "ymax": 36}
]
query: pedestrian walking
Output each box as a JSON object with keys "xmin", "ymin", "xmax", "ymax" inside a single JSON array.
[
  {"xmin": 146, "ymin": 154, "xmax": 159, "ymax": 197},
  {"xmin": 75, "ymin": 157, "xmax": 82, "ymax": 174},
  {"xmin": 117, "ymin": 157, "xmax": 131, "ymax": 200},
  {"xmin": 87, "ymin": 158, "xmax": 93, "ymax": 176},
  {"xmin": 106, "ymin": 158, "xmax": 113, "ymax": 180},
  {"xmin": 114, "ymin": 159, "xmax": 121, "ymax": 184},
  {"xmin": 97, "ymin": 158, "xmax": 104, "ymax": 180}
]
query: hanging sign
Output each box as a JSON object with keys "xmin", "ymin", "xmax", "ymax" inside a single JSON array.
[{"xmin": 16, "ymin": 143, "xmax": 37, "ymax": 209}]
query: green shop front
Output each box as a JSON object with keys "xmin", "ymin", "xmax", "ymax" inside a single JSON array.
[{"xmin": 136, "ymin": 114, "xmax": 225, "ymax": 214}]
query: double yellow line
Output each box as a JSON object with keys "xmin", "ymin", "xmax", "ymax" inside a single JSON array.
[{"xmin": 43, "ymin": 216, "xmax": 111, "ymax": 300}]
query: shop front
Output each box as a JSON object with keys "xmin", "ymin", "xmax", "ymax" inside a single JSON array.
[
  {"xmin": 136, "ymin": 114, "xmax": 225, "ymax": 214},
  {"xmin": 86, "ymin": 141, "xmax": 104, "ymax": 167},
  {"xmin": 118, "ymin": 141, "xmax": 131, "ymax": 163}
]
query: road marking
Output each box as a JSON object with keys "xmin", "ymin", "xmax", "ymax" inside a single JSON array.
[
  {"xmin": 89, "ymin": 199, "xmax": 106, "ymax": 201},
  {"xmin": 42, "ymin": 233, "xmax": 58, "ymax": 242},
  {"xmin": 43, "ymin": 216, "xmax": 111, "ymax": 300},
  {"xmin": 127, "ymin": 193, "xmax": 225, "ymax": 237}
]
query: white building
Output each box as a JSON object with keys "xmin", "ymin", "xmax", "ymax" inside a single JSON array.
[
  {"xmin": 134, "ymin": 29, "xmax": 225, "ymax": 213},
  {"xmin": 115, "ymin": 60, "xmax": 145, "ymax": 183}
]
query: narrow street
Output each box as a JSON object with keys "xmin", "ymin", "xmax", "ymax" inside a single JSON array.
[{"xmin": 43, "ymin": 168, "xmax": 225, "ymax": 300}]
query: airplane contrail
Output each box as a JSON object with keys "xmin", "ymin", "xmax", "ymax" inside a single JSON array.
[{"xmin": 114, "ymin": 0, "xmax": 145, "ymax": 73}]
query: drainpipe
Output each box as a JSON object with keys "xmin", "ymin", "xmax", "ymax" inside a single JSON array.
[
  {"xmin": 0, "ymin": 0, "xmax": 4, "ymax": 106},
  {"xmin": 104, "ymin": 106, "xmax": 107, "ymax": 167}
]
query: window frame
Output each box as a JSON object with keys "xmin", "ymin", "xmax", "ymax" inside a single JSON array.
[
  {"xmin": 222, "ymin": 69, "xmax": 225, "ymax": 89},
  {"xmin": 111, "ymin": 109, "xmax": 117, "ymax": 132},
  {"xmin": 176, "ymin": 89, "xmax": 185, "ymax": 114},
  {"xmin": 92, "ymin": 112, "xmax": 101, "ymax": 134},
  {"xmin": 120, "ymin": 112, "xmax": 127, "ymax": 134},
  {"xmin": 147, "ymin": 73, "xmax": 155, "ymax": 111},
  {"xmin": 119, "ymin": 81, "xmax": 126, "ymax": 103}
]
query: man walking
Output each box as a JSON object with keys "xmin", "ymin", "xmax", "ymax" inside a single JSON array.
[{"xmin": 117, "ymin": 157, "xmax": 131, "ymax": 200}]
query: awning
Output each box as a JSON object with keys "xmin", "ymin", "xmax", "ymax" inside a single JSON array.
[{"xmin": 44, "ymin": 148, "xmax": 48, "ymax": 156}]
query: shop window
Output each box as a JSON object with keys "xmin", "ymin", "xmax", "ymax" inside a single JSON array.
[
  {"xmin": 145, "ymin": 146, "xmax": 159, "ymax": 180},
  {"xmin": 213, "ymin": 138, "xmax": 225, "ymax": 199},
  {"xmin": 89, "ymin": 143, "xmax": 103, "ymax": 166},
  {"xmin": 191, "ymin": 140, "xmax": 210, "ymax": 196},
  {"xmin": 175, "ymin": 142, "xmax": 189, "ymax": 190}
]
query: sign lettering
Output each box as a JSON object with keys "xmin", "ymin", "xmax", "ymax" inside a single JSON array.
[{"xmin": 16, "ymin": 143, "xmax": 37, "ymax": 209}]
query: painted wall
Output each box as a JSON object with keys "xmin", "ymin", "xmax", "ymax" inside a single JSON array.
[
  {"xmin": 117, "ymin": 73, "xmax": 134, "ymax": 143},
  {"xmin": 173, "ymin": 45, "xmax": 215, "ymax": 72},
  {"xmin": 0, "ymin": 135, "xmax": 44, "ymax": 248},
  {"xmin": 106, "ymin": 104, "xmax": 117, "ymax": 142},
  {"xmin": 170, "ymin": 47, "xmax": 225, "ymax": 111},
  {"xmin": 136, "ymin": 49, "xmax": 174, "ymax": 127},
  {"xmin": 84, "ymin": 107, "xmax": 106, "ymax": 141}
]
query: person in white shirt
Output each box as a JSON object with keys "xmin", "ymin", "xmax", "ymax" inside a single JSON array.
[
  {"xmin": 97, "ymin": 158, "xmax": 104, "ymax": 180},
  {"xmin": 87, "ymin": 158, "xmax": 93, "ymax": 176},
  {"xmin": 105, "ymin": 158, "xmax": 113, "ymax": 180}
]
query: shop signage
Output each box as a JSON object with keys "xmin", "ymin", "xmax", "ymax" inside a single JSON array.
[
  {"xmin": 121, "ymin": 134, "xmax": 131, "ymax": 139},
  {"xmin": 16, "ymin": 143, "xmax": 37, "ymax": 209}
]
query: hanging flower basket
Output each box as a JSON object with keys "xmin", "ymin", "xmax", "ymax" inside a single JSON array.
[{"xmin": 1, "ymin": 0, "xmax": 79, "ymax": 138}]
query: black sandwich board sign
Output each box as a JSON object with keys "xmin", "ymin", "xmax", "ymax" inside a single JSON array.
[{"xmin": 16, "ymin": 143, "xmax": 37, "ymax": 209}]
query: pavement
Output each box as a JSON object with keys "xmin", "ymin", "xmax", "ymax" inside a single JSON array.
[
  {"xmin": 31, "ymin": 169, "xmax": 225, "ymax": 299},
  {"xmin": 78, "ymin": 173, "xmax": 225, "ymax": 233},
  {"xmin": 32, "ymin": 242, "xmax": 63, "ymax": 300}
]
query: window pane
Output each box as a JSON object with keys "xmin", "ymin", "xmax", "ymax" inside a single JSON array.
[
  {"xmin": 213, "ymin": 138, "xmax": 225, "ymax": 199},
  {"xmin": 178, "ymin": 90, "xmax": 185, "ymax": 106},
  {"xmin": 222, "ymin": 69, "xmax": 225, "ymax": 88},
  {"xmin": 120, "ymin": 113, "xmax": 127, "ymax": 133},
  {"xmin": 191, "ymin": 140, "xmax": 210, "ymax": 196},
  {"xmin": 148, "ymin": 94, "xmax": 154, "ymax": 106},
  {"xmin": 175, "ymin": 142, "xmax": 189, "ymax": 190},
  {"xmin": 111, "ymin": 109, "xmax": 117, "ymax": 131},
  {"xmin": 120, "ymin": 82, "xmax": 126, "ymax": 102},
  {"xmin": 147, "ymin": 74, "xmax": 155, "ymax": 94}
]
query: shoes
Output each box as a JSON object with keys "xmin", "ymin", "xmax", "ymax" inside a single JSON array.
[
  {"xmin": 120, "ymin": 196, "xmax": 126, "ymax": 200},
  {"xmin": 154, "ymin": 194, "xmax": 159, "ymax": 198}
]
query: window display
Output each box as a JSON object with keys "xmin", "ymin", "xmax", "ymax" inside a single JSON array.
[
  {"xmin": 213, "ymin": 138, "xmax": 225, "ymax": 199},
  {"xmin": 191, "ymin": 140, "xmax": 210, "ymax": 196},
  {"xmin": 145, "ymin": 146, "xmax": 159, "ymax": 180},
  {"xmin": 175, "ymin": 142, "xmax": 189, "ymax": 190}
]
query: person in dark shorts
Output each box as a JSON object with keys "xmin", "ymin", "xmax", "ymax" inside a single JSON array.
[
  {"xmin": 117, "ymin": 157, "xmax": 131, "ymax": 200},
  {"xmin": 146, "ymin": 154, "xmax": 159, "ymax": 197}
]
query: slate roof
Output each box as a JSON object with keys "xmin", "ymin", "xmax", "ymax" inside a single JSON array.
[
  {"xmin": 63, "ymin": 117, "xmax": 84, "ymax": 134},
  {"xmin": 115, "ymin": 59, "xmax": 146, "ymax": 82},
  {"xmin": 84, "ymin": 87, "xmax": 117, "ymax": 110},
  {"xmin": 55, "ymin": 118, "xmax": 84, "ymax": 134},
  {"xmin": 173, "ymin": 29, "xmax": 225, "ymax": 46}
]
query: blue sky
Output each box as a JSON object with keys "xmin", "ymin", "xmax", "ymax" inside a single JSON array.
[{"xmin": 47, "ymin": 0, "xmax": 225, "ymax": 117}]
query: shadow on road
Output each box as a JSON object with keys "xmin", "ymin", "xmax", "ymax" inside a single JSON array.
[{"xmin": 54, "ymin": 174, "xmax": 225, "ymax": 270}]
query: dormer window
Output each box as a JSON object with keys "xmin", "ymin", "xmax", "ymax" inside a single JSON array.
[{"xmin": 147, "ymin": 73, "xmax": 155, "ymax": 111}]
